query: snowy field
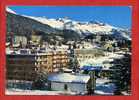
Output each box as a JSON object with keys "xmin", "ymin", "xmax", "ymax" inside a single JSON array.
[
  {"xmin": 95, "ymin": 78, "xmax": 116, "ymax": 95},
  {"xmin": 6, "ymin": 78, "xmax": 115, "ymax": 95},
  {"xmin": 6, "ymin": 89, "xmax": 77, "ymax": 95}
]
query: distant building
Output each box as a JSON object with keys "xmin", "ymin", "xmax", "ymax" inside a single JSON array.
[
  {"xmin": 13, "ymin": 35, "xmax": 27, "ymax": 47},
  {"xmin": 7, "ymin": 35, "xmax": 28, "ymax": 48},
  {"xmin": 76, "ymin": 41, "xmax": 94, "ymax": 49},
  {"xmin": 31, "ymin": 34, "xmax": 42, "ymax": 46},
  {"xmin": 104, "ymin": 43, "xmax": 114, "ymax": 52},
  {"xmin": 74, "ymin": 49, "xmax": 105, "ymax": 65},
  {"xmin": 47, "ymin": 73, "xmax": 92, "ymax": 94}
]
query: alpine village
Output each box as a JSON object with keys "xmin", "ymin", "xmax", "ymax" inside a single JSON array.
[{"xmin": 6, "ymin": 7, "xmax": 131, "ymax": 95}]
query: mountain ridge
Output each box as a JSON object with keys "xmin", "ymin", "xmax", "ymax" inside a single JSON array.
[
  {"xmin": 6, "ymin": 7, "xmax": 131, "ymax": 43},
  {"xmin": 23, "ymin": 15, "xmax": 131, "ymax": 40}
]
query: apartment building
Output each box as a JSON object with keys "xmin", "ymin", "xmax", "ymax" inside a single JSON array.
[
  {"xmin": 6, "ymin": 53, "xmax": 51, "ymax": 81},
  {"xmin": 6, "ymin": 49, "xmax": 69, "ymax": 81},
  {"xmin": 74, "ymin": 48, "xmax": 105, "ymax": 64}
]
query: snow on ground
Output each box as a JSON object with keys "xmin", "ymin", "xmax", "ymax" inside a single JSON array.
[
  {"xmin": 95, "ymin": 78, "xmax": 116, "ymax": 95},
  {"xmin": 6, "ymin": 89, "xmax": 77, "ymax": 95},
  {"xmin": 6, "ymin": 78, "xmax": 116, "ymax": 95},
  {"xmin": 121, "ymin": 91, "xmax": 131, "ymax": 95},
  {"xmin": 96, "ymin": 78, "xmax": 110, "ymax": 84}
]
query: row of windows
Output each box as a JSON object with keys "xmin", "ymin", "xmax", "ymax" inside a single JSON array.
[
  {"xmin": 77, "ymin": 55, "xmax": 95, "ymax": 59},
  {"xmin": 7, "ymin": 56, "xmax": 68, "ymax": 61},
  {"xmin": 7, "ymin": 60, "xmax": 35, "ymax": 64},
  {"xmin": 7, "ymin": 67, "xmax": 36, "ymax": 71}
]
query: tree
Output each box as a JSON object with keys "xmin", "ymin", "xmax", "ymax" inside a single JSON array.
[
  {"xmin": 68, "ymin": 56, "xmax": 79, "ymax": 72},
  {"xmin": 110, "ymin": 53, "xmax": 131, "ymax": 95},
  {"xmin": 31, "ymin": 71, "xmax": 48, "ymax": 90}
]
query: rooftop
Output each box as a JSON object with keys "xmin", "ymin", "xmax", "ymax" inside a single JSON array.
[
  {"xmin": 74, "ymin": 48, "xmax": 104, "ymax": 55},
  {"xmin": 48, "ymin": 73, "xmax": 90, "ymax": 83}
]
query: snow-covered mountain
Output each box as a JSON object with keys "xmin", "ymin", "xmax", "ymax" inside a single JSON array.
[
  {"xmin": 27, "ymin": 16, "xmax": 115, "ymax": 34},
  {"xmin": 6, "ymin": 7, "xmax": 16, "ymax": 14},
  {"xmin": 6, "ymin": 7, "xmax": 131, "ymax": 40},
  {"xmin": 25, "ymin": 16, "xmax": 131, "ymax": 40}
]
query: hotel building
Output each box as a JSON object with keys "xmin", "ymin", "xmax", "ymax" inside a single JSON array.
[{"xmin": 6, "ymin": 50, "xmax": 69, "ymax": 81}]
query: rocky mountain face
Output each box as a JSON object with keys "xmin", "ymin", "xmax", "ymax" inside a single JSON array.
[{"xmin": 6, "ymin": 12, "xmax": 81, "ymax": 43}]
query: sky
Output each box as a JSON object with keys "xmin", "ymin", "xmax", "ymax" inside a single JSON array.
[{"xmin": 9, "ymin": 6, "xmax": 131, "ymax": 28}]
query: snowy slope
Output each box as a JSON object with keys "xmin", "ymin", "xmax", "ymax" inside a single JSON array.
[
  {"xmin": 26, "ymin": 16, "xmax": 131, "ymax": 40},
  {"xmin": 26, "ymin": 17, "xmax": 114, "ymax": 34}
]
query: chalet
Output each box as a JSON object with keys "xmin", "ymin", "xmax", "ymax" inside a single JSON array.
[{"xmin": 47, "ymin": 73, "xmax": 92, "ymax": 94}]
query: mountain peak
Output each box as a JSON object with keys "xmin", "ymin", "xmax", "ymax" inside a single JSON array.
[
  {"xmin": 6, "ymin": 7, "xmax": 16, "ymax": 14},
  {"xmin": 7, "ymin": 11, "xmax": 131, "ymax": 40}
]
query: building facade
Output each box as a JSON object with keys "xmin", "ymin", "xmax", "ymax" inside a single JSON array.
[
  {"xmin": 6, "ymin": 53, "xmax": 51, "ymax": 81},
  {"xmin": 6, "ymin": 50, "xmax": 69, "ymax": 81},
  {"xmin": 74, "ymin": 49, "xmax": 105, "ymax": 65},
  {"xmin": 52, "ymin": 50, "xmax": 69, "ymax": 70},
  {"xmin": 47, "ymin": 73, "xmax": 91, "ymax": 94}
]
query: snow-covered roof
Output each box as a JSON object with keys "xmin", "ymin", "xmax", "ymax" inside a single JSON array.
[
  {"xmin": 48, "ymin": 73, "xmax": 90, "ymax": 83},
  {"xmin": 6, "ymin": 42, "xmax": 10, "ymax": 46},
  {"xmin": 75, "ymin": 48, "xmax": 104, "ymax": 55},
  {"xmin": 6, "ymin": 48, "xmax": 14, "ymax": 54},
  {"xmin": 13, "ymin": 43, "xmax": 20, "ymax": 47},
  {"xmin": 62, "ymin": 68, "xmax": 72, "ymax": 72}
]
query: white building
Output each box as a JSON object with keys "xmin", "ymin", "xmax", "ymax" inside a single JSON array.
[
  {"xmin": 14, "ymin": 35, "xmax": 27, "ymax": 47},
  {"xmin": 47, "ymin": 73, "xmax": 91, "ymax": 94}
]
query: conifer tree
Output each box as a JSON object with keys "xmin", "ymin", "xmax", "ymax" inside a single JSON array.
[{"xmin": 110, "ymin": 53, "xmax": 131, "ymax": 95}]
